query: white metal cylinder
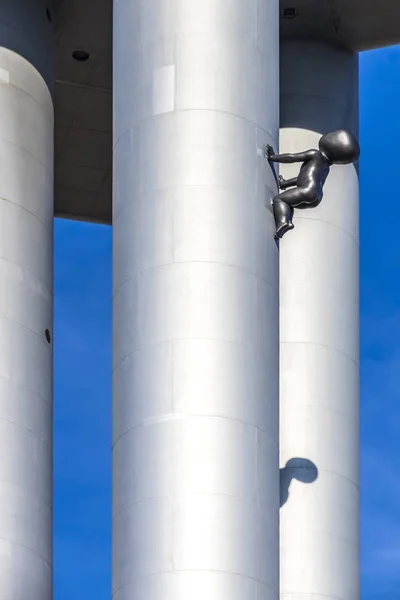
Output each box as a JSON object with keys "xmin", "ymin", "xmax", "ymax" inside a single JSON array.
[
  {"xmin": 0, "ymin": 1, "xmax": 54, "ymax": 597},
  {"xmin": 112, "ymin": 1, "xmax": 280, "ymax": 599},
  {"xmin": 279, "ymin": 40, "xmax": 360, "ymax": 600}
]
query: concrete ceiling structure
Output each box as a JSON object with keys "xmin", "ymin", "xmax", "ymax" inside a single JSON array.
[
  {"xmin": 52, "ymin": 0, "xmax": 400, "ymax": 224},
  {"xmin": 53, "ymin": 0, "xmax": 112, "ymax": 223},
  {"xmin": 280, "ymin": 0, "xmax": 400, "ymax": 52}
]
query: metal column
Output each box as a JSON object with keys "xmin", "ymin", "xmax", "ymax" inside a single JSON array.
[
  {"xmin": 112, "ymin": 1, "xmax": 280, "ymax": 598},
  {"xmin": 0, "ymin": 0, "xmax": 54, "ymax": 597},
  {"xmin": 279, "ymin": 40, "xmax": 360, "ymax": 600}
]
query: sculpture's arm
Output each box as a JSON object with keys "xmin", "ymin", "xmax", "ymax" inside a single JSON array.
[
  {"xmin": 268, "ymin": 149, "xmax": 316, "ymax": 164},
  {"xmin": 279, "ymin": 176, "xmax": 298, "ymax": 190}
]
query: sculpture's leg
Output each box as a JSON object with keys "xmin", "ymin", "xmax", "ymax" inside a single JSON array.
[
  {"xmin": 295, "ymin": 198, "xmax": 322, "ymax": 210},
  {"xmin": 279, "ymin": 176, "xmax": 298, "ymax": 190},
  {"xmin": 272, "ymin": 186, "xmax": 307, "ymax": 237},
  {"xmin": 273, "ymin": 199, "xmax": 294, "ymax": 238}
]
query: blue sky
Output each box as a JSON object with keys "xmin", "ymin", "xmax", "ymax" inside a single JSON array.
[
  {"xmin": 360, "ymin": 45, "xmax": 400, "ymax": 600},
  {"xmin": 53, "ymin": 46, "xmax": 400, "ymax": 599},
  {"xmin": 54, "ymin": 222, "xmax": 112, "ymax": 598}
]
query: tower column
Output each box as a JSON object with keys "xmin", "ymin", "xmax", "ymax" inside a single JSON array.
[
  {"xmin": 0, "ymin": 0, "xmax": 54, "ymax": 598},
  {"xmin": 279, "ymin": 40, "xmax": 360, "ymax": 600},
  {"xmin": 112, "ymin": 1, "xmax": 280, "ymax": 599}
]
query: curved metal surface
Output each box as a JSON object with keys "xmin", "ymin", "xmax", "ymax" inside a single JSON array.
[
  {"xmin": 0, "ymin": 36, "xmax": 54, "ymax": 600},
  {"xmin": 112, "ymin": 1, "xmax": 280, "ymax": 598},
  {"xmin": 266, "ymin": 130, "xmax": 359, "ymax": 238},
  {"xmin": 279, "ymin": 39, "xmax": 360, "ymax": 600}
]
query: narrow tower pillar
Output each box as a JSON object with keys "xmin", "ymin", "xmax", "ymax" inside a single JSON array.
[
  {"xmin": 0, "ymin": 0, "xmax": 54, "ymax": 597},
  {"xmin": 112, "ymin": 1, "xmax": 280, "ymax": 598},
  {"xmin": 279, "ymin": 40, "xmax": 360, "ymax": 600}
]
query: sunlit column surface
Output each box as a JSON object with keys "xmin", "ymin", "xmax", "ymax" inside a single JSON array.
[
  {"xmin": 0, "ymin": 0, "xmax": 54, "ymax": 598},
  {"xmin": 112, "ymin": 1, "xmax": 280, "ymax": 598},
  {"xmin": 279, "ymin": 40, "xmax": 360, "ymax": 600}
]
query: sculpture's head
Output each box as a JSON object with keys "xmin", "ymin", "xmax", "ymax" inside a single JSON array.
[{"xmin": 319, "ymin": 130, "xmax": 360, "ymax": 165}]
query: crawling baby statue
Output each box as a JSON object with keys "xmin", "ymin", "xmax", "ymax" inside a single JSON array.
[{"xmin": 265, "ymin": 130, "xmax": 360, "ymax": 239}]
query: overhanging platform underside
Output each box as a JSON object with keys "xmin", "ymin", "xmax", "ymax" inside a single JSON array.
[{"xmin": 53, "ymin": 0, "xmax": 400, "ymax": 224}]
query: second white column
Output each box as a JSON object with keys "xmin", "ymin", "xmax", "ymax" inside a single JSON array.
[{"xmin": 279, "ymin": 39, "xmax": 360, "ymax": 600}]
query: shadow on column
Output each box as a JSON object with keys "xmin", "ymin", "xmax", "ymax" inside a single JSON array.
[{"xmin": 280, "ymin": 458, "xmax": 318, "ymax": 508}]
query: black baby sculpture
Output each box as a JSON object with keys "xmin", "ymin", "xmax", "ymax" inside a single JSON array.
[{"xmin": 265, "ymin": 130, "xmax": 360, "ymax": 239}]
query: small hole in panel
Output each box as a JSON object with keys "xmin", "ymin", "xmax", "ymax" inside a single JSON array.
[{"xmin": 72, "ymin": 50, "xmax": 90, "ymax": 62}]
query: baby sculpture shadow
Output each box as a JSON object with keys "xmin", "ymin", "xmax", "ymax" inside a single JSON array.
[
  {"xmin": 265, "ymin": 130, "xmax": 360, "ymax": 239},
  {"xmin": 280, "ymin": 457, "xmax": 318, "ymax": 508}
]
